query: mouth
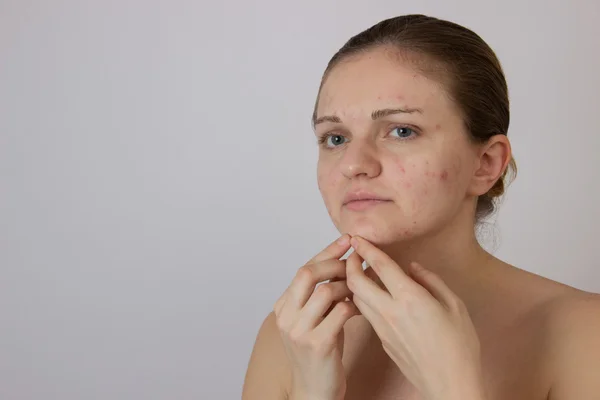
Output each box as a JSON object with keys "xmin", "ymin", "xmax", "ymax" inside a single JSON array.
[{"xmin": 343, "ymin": 199, "xmax": 392, "ymax": 211}]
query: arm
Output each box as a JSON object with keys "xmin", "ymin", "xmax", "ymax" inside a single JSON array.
[
  {"xmin": 242, "ymin": 312, "xmax": 291, "ymax": 400},
  {"xmin": 548, "ymin": 294, "xmax": 600, "ymax": 400}
]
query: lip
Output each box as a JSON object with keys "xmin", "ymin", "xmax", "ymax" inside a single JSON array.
[
  {"xmin": 342, "ymin": 190, "xmax": 392, "ymax": 206},
  {"xmin": 344, "ymin": 199, "xmax": 391, "ymax": 211}
]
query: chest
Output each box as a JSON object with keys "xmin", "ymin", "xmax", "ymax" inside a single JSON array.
[{"xmin": 340, "ymin": 318, "xmax": 550, "ymax": 400}]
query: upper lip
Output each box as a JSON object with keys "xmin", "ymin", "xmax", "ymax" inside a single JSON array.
[{"xmin": 342, "ymin": 190, "xmax": 391, "ymax": 205}]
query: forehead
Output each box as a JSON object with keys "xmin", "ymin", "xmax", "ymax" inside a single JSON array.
[{"xmin": 316, "ymin": 48, "xmax": 453, "ymax": 120}]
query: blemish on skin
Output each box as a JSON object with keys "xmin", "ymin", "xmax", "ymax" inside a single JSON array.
[
  {"xmin": 395, "ymin": 160, "xmax": 406, "ymax": 173},
  {"xmin": 405, "ymin": 182, "xmax": 412, "ymax": 189},
  {"xmin": 440, "ymin": 170, "xmax": 449, "ymax": 181},
  {"xmin": 435, "ymin": 124, "xmax": 441, "ymax": 130}
]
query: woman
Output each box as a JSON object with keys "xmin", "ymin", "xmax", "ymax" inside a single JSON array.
[{"xmin": 242, "ymin": 14, "xmax": 600, "ymax": 400}]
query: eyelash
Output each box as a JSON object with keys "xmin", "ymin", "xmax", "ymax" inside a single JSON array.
[{"xmin": 316, "ymin": 125, "xmax": 420, "ymax": 149}]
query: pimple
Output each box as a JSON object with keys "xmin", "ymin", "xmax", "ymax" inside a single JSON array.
[
  {"xmin": 435, "ymin": 124, "xmax": 441, "ymax": 130},
  {"xmin": 395, "ymin": 159, "xmax": 406, "ymax": 173},
  {"xmin": 405, "ymin": 182, "xmax": 412, "ymax": 189},
  {"xmin": 440, "ymin": 170, "xmax": 449, "ymax": 180}
]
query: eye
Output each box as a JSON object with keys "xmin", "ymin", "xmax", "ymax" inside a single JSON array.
[
  {"xmin": 318, "ymin": 134, "xmax": 347, "ymax": 148},
  {"xmin": 389, "ymin": 126, "xmax": 417, "ymax": 140}
]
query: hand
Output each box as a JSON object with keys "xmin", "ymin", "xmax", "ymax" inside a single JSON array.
[
  {"xmin": 345, "ymin": 236, "xmax": 486, "ymax": 400},
  {"xmin": 273, "ymin": 234, "xmax": 360, "ymax": 400}
]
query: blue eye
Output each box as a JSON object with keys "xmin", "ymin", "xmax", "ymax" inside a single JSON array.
[
  {"xmin": 318, "ymin": 134, "xmax": 346, "ymax": 148},
  {"xmin": 390, "ymin": 126, "xmax": 416, "ymax": 139}
]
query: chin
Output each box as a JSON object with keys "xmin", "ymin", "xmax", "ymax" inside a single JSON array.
[{"xmin": 339, "ymin": 220, "xmax": 414, "ymax": 247}]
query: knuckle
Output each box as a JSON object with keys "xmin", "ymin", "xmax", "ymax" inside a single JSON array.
[
  {"xmin": 335, "ymin": 301, "xmax": 353, "ymax": 317},
  {"xmin": 274, "ymin": 314, "xmax": 287, "ymax": 331},
  {"xmin": 296, "ymin": 265, "xmax": 314, "ymax": 282},
  {"xmin": 315, "ymin": 283, "xmax": 333, "ymax": 300}
]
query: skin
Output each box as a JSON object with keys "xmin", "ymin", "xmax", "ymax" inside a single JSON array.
[{"xmin": 242, "ymin": 46, "xmax": 600, "ymax": 400}]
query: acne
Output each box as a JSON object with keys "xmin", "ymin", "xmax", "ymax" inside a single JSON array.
[{"xmin": 393, "ymin": 158, "xmax": 407, "ymax": 174}]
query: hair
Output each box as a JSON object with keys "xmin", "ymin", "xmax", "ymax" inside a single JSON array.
[{"xmin": 312, "ymin": 14, "xmax": 517, "ymax": 223}]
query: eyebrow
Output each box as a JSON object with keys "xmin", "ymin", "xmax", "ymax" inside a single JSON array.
[{"xmin": 312, "ymin": 107, "xmax": 423, "ymax": 127}]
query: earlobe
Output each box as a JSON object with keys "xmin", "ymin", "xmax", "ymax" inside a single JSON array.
[{"xmin": 469, "ymin": 135, "xmax": 512, "ymax": 196}]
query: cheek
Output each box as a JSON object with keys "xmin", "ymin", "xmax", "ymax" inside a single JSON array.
[
  {"xmin": 317, "ymin": 166, "xmax": 342, "ymax": 201},
  {"xmin": 391, "ymin": 159, "xmax": 457, "ymax": 210}
]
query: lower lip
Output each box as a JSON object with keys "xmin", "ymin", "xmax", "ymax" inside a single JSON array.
[{"xmin": 344, "ymin": 199, "xmax": 391, "ymax": 211}]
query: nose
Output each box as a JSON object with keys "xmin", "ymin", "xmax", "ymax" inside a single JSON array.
[{"xmin": 339, "ymin": 140, "xmax": 382, "ymax": 179}]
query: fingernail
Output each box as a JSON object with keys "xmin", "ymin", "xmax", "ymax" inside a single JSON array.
[
  {"xmin": 350, "ymin": 237, "xmax": 359, "ymax": 248},
  {"xmin": 337, "ymin": 234, "xmax": 349, "ymax": 245}
]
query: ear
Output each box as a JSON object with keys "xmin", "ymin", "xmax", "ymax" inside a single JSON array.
[{"xmin": 467, "ymin": 134, "xmax": 512, "ymax": 196}]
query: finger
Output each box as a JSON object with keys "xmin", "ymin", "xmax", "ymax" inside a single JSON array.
[
  {"xmin": 307, "ymin": 234, "xmax": 351, "ymax": 265},
  {"xmin": 346, "ymin": 250, "xmax": 392, "ymax": 310},
  {"xmin": 409, "ymin": 262, "xmax": 461, "ymax": 310},
  {"xmin": 350, "ymin": 291, "xmax": 381, "ymax": 327},
  {"xmin": 313, "ymin": 300, "xmax": 360, "ymax": 338},
  {"xmin": 364, "ymin": 266, "xmax": 387, "ymax": 292},
  {"xmin": 286, "ymin": 259, "xmax": 347, "ymax": 311},
  {"xmin": 350, "ymin": 236, "xmax": 410, "ymax": 298},
  {"xmin": 294, "ymin": 280, "xmax": 353, "ymax": 331}
]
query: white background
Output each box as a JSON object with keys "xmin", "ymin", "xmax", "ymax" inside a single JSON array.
[{"xmin": 1, "ymin": 1, "xmax": 599, "ymax": 398}]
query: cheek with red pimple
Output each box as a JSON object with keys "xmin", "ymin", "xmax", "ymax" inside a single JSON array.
[{"xmin": 391, "ymin": 158, "xmax": 454, "ymax": 214}]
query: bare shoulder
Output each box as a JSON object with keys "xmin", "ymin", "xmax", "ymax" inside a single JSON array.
[
  {"xmin": 542, "ymin": 289, "xmax": 600, "ymax": 400},
  {"xmin": 242, "ymin": 312, "xmax": 291, "ymax": 400}
]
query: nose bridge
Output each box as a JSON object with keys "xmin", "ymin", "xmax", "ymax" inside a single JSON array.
[{"xmin": 340, "ymin": 136, "xmax": 381, "ymax": 177}]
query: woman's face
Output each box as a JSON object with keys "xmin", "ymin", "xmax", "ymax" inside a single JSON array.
[{"xmin": 315, "ymin": 48, "xmax": 481, "ymax": 246}]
